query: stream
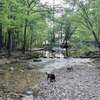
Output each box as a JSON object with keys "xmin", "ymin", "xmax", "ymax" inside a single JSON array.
[{"xmin": 0, "ymin": 57, "xmax": 100, "ymax": 100}]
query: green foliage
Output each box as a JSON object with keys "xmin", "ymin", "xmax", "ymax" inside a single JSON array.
[
  {"xmin": 0, "ymin": 0, "xmax": 50, "ymax": 51},
  {"xmin": 0, "ymin": 0, "xmax": 100, "ymax": 55}
]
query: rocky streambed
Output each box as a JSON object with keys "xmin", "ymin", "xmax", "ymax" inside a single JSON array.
[
  {"xmin": 30, "ymin": 58, "xmax": 100, "ymax": 100},
  {"xmin": 0, "ymin": 58, "xmax": 100, "ymax": 100}
]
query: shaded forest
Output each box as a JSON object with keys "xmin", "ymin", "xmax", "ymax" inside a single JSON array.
[{"xmin": 0, "ymin": 0, "xmax": 100, "ymax": 57}]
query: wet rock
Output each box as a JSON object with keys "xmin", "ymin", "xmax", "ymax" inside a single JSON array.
[
  {"xmin": 0, "ymin": 70, "xmax": 4, "ymax": 75},
  {"xmin": 22, "ymin": 89, "xmax": 34, "ymax": 100},
  {"xmin": 25, "ymin": 63, "xmax": 33, "ymax": 70},
  {"xmin": 20, "ymin": 70, "xmax": 24, "ymax": 73},
  {"xmin": 9, "ymin": 67, "xmax": 14, "ymax": 71},
  {"xmin": 33, "ymin": 59, "xmax": 41, "ymax": 62},
  {"xmin": 42, "ymin": 56, "xmax": 47, "ymax": 58},
  {"xmin": 0, "ymin": 96, "xmax": 2, "ymax": 100},
  {"xmin": 6, "ymin": 60, "xmax": 11, "ymax": 64}
]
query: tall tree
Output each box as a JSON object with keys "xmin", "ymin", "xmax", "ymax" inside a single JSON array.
[
  {"xmin": 0, "ymin": 1, "xmax": 3, "ymax": 50},
  {"xmin": 78, "ymin": 1, "xmax": 100, "ymax": 49}
]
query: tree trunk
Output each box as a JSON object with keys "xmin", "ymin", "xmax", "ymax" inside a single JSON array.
[
  {"xmin": 7, "ymin": 28, "xmax": 13, "ymax": 56},
  {"xmin": 22, "ymin": 19, "xmax": 27, "ymax": 54},
  {"xmin": 65, "ymin": 47, "xmax": 69, "ymax": 57},
  {"xmin": 15, "ymin": 30, "xmax": 20, "ymax": 49},
  {"xmin": 30, "ymin": 34, "xmax": 33, "ymax": 52},
  {"xmin": 0, "ymin": 23, "xmax": 3, "ymax": 51},
  {"xmin": 92, "ymin": 31, "xmax": 100, "ymax": 50},
  {"xmin": 12, "ymin": 32, "xmax": 16, "ymax": 51}
]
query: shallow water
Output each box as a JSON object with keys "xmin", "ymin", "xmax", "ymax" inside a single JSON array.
[{"xmin": 30, "ymin": 57, "xmax": 92, "ymax": 72}]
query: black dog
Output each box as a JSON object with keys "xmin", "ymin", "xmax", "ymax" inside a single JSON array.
[
  {"xmin": 46, "ymin": 72, "xmax": 56, "ymax": 82},
  {"xmin": 67, "ymin": 67, "xmax": 73, "ymax": 72}
]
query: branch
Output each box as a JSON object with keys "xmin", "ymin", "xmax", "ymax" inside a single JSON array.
[{"xmin": 79, "ymin": 2, "xmax": 93, "ymax": 28}]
